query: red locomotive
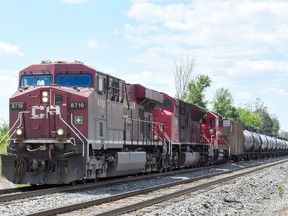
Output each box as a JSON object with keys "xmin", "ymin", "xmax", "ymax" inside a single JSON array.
[
  {"xmin": 1, "ymin": 60, "xmax": 287, "ymax": 185},
  {"xmin": 201, "ymin": 111, "xmax": 229, "ymax": 163}
]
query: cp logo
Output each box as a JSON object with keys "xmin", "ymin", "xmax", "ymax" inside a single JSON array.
[{"xmin": 31, "ymin": 105, "xmax": 60, "ymax": 119}]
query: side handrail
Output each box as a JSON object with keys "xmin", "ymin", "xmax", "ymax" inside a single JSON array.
[
  {"xmin": 1, "ymin": 111, "xmax": 30, "ymax": 144},
  {"xmin": 58, "ymin": 112, "xmax": 85, "ymax": 157}
]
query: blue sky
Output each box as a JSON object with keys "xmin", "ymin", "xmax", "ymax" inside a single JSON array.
[{"xmin": 1, "ymin": 0, "xmax": 288, "ymax": 131}]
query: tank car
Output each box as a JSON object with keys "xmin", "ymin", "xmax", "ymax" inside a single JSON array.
[{"xmin": 222, "ymin": 119, "xmax": 288, "ymax": 161}]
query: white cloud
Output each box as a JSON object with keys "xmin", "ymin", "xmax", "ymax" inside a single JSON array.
[
  {"xmin": 125, "ymin": 1, "xmax": 288, "ymax": 52},
  {"xmin": 0, "ymin": 73, "xmax": 18, "ymax": 96},
  {"xmin": 124, "ymin": 1, "xmax": 288, "ymax": 130},
  {"xmin": 62, "ymin": 0, "xmax": 89, "ymax": 4},
  {"xmin": 122, "ymin": 70, "xmax": 175, "ymax": 96},
  {"xmin": 227, "ymin": 60, "xmax": 288, "ymax": 76},
  {"xmin": 260, "ymin": 87, "xmax": 288, "ymax": 97},
  {"xmin": 0, "ymin": 69, "xmax": 18, "ymax": 121},
  {"xmin": 234, "ymin": 91, "xmax": 253, "ymax": 103},
  {"xmin": 86, "ymin": 39, "xmax": 105, "ymax": 49},
  {"xmin": 102, "ymin": 67, "xmax": 117, "ymax": 74},
  {"xmin": 0, "ymin": 42, "xmax": 24, "ymax": 57},
  {"xmin": 112, "ymin": 29, "xmax": 119, "ymax": 35}
]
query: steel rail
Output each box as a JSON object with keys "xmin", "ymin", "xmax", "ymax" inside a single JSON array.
[
  {"xmin": 0, "ymin": 164, "xmax": 218, "ymax": 202},
  {"xmin": 98, "ymin": 160, "xmax": 285, "ymax": 216},
  {"xmin": 0, "ymin": 185, "xmax": 53, "ymax": 196},
  {"xmin": 26, "ymin": 158, "xmax": 288, "ymax": 216}
]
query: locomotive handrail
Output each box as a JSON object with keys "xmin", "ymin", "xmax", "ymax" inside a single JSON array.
[
  {"xmin": 222, "ymin": 137, "xmax": 230, "ymax": 147},
  {"xmin": 158, "ymin": 124, "xmax": 172, "ymax": 143},
  {"xmin": 122, "ymin": 116, "xmax": 165, "ymax": 125},
  {"xmin": 157, "ymin": 124, "xmax": 172, "ymax": 157},
  {"xmin": 58, "ymin": 112, "xmax": 85, "ymax": 157},
  {"xmin": 222, "ymin": 137, "xmax": 231, "ymax": 155},
  {"xmin": 123, "ymin": 116, "xmax": 165, "ymax": 146},
  {"xmin": 202, "ymin": 134, "xmax": 212, "ymax": 145},
  {"xmin": 1, "ymin": 111, "xmax": 30, "ymax": 144},
  {"xmin": 153, "ymin": 129, "xmax": 163, "ymax": 141},
  {"xmin": 70, "ymin": 113, "xmax": 89, "ymax": 157}
]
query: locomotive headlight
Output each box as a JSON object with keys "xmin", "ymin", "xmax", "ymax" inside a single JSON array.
[
  {"xmin": 42, "ymin": 91, "xmax": 49, "ymax": 103},
  {"xmin": 16, "ymin": 128, "xmax": 23, "ymax": 136},
  {"xmin": 15, "ymin": 128, "xmax": 24, "ymax": 139},
  {"xmin": 57, "ymin": 128, "xmax": 64, "ymax": 136}
]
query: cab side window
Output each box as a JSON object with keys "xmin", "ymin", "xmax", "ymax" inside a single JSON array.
[
  {"xmin": 97, "ymin": 76, "xmax": 105, "ymax": 94},
  {"xmin": 209, "ymin": 118, "xmax": 215, "ymax": 127}
]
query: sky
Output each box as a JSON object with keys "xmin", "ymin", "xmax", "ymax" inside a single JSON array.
[{"xmin": 0, "ymin": 0, "xmax": 288, "ymax": 131}]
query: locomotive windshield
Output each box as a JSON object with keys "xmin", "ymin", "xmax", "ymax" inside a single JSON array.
[
  {"xmin": 56, "ymin": 73, "xmax": 92, "ymax": 87},
  {"xmin": 20, "ymin": 74, "xmax": 53, "ymax": 87}
]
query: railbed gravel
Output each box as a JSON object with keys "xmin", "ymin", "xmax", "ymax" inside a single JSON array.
[
  {"xmin": 132, "ymin": 158, "xmax": 288, "ymax": 216},
  {"xmin": 0, "ymin": 157, "xmax": 287, "ymax": 216}
]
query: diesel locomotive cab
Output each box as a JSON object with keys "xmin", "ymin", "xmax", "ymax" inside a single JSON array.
[
  {"xmin": 2, "ymin": 61, "xmax": 95, "ymax": 184},
  {"xmin": 201, "ymin": 112, "xmax": 229, "ymax": 163}
]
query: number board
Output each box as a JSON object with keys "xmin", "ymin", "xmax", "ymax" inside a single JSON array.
[
  {"xmin": 69, "ymin": 102, "xmax": 85, "ymax": 109},
  {"xmin": 10, "ymin": 102, "xmax": 25, "ymax": 110}
]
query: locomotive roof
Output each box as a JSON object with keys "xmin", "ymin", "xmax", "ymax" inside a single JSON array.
[{"xmin": 20, "ymin": 60, "xmax": 97, "ymax": 74}]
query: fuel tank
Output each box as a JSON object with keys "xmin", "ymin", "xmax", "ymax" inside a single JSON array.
[{"xmin": 178, "ymin": 152, "xmax": 200, "ymax": 167}]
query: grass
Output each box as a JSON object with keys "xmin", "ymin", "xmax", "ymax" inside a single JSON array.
[
  {"xmin": 278, "ymin": 184, "xmax": 285, "ymax": 198},
  {"xmin": 0, "ymin": 144, "xmax": 6, "ymax": 176}
]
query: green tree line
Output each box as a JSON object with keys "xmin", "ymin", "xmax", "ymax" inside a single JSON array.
[
  {"xmin": 212, "ymin": 88, "xmax": 280, "ymax": 136},
  {"xmin": 174, "ymin": 57, "xmax": 286, "ymax": 138}
]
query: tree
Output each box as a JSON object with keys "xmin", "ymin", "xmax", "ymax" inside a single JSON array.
[
  {"xmin": 212, "ymin": 88, "xmax": 239, "ymax": 119},
  {"xmin": 243, "ymin": 98, "xmax": 278, "ymax": 135},
  {"xmin": 271, "ymin": 115, "xmax": 280, "ymax": 136},
  {"xmin": 237, "ymin": 108, "xmax": 262, "ymax": 130},
  {"xmin": 174, "ymin": 57, "xmax": 195, "ymax": 99},
  {"xmin": 279, "ymin": 131, "xmax": 288, "ymax": 139},
  {"xmin": 259, "ymin": 111, "xmax": 273, "ymax": 135},
  {"xmin": 184, "ymin": 74, "xmax": 211, "ymax": 108},
  {"xmin": 0, "ymin": 119, "xmax": 8, "ymax": 154}
]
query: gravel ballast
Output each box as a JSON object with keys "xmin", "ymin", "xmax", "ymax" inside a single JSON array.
[
  {"xmin": 135, "ymin": 160, "xmax": 288, "ymax": 216},
  {"xmin": 0, "ymin": 158, "xmax": 288, "ymax": 216}
]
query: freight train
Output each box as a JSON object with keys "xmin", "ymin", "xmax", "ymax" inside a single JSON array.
[{"xmin": 1, "ymin": 60, "xmax": 287, "ymax": 185}]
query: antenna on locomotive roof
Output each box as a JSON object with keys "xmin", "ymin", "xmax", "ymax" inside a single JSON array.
[
  {"xmin": 41, "ymin": 60, "xmax": 52, "ymax": 64},
  {"xmin": 74, "ymin": 60, "xmax": 83, "ymax": 64}
]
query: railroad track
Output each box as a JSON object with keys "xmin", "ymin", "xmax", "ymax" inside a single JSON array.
[
  {"xmin": 24, "ymin": 157, "xmax": 288, "ymax": 216},
  {"xmin": 0, "ymin": 164, "xmax": 219, "ymax": 203},
  {"xmin": 0, "ymin": 185, "xmax": 51, "ymax": 196}
]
